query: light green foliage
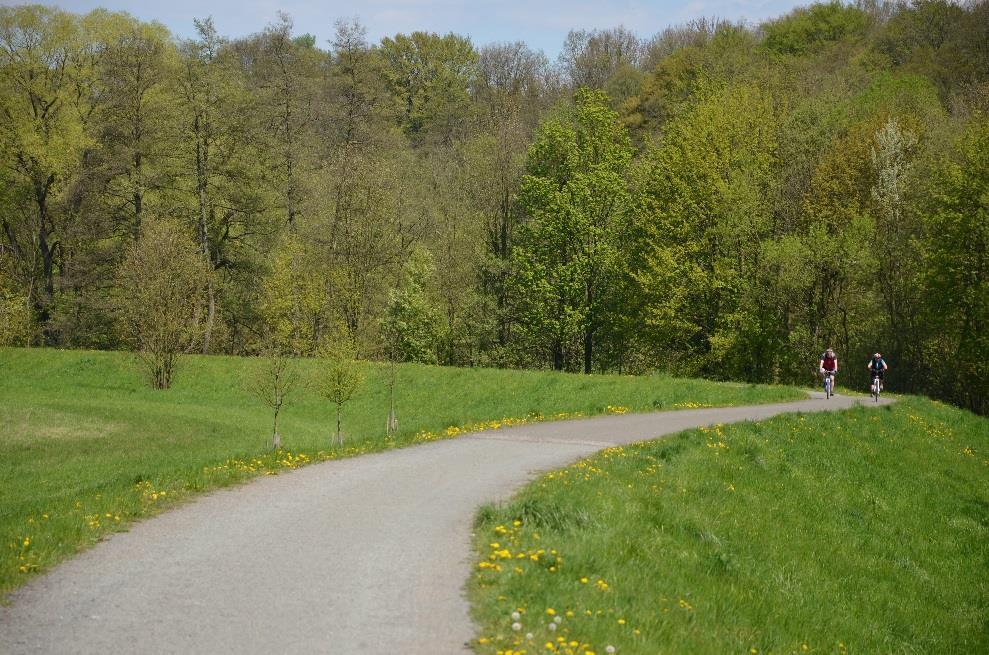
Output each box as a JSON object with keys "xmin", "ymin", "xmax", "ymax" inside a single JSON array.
[
  {"xmin": 378, "ymin": 31, "xmax": 477, "ymax": 141},
  {"xmin": 314, "ymin": 337, "xmax": 366, "ymax": 445},
  {"xmin": 303, "ymin": 29, "xmax": 413, "ymax": 355},
  {"xmin": 845, "ymin": 72, "xmax": 944, "ymax": 127},
  {"xmin": 0, "ymin": 274, "xmax": 31, "ymax": 346},
  {"xmin": 0, "ymin": 247, "xmax": 30, "ymax": 346},
  {"xmin": 798, "ymin": 119, "xmax": 881, "ymax": 366},
  {"xmin": 95, "ymin": 14, "xmax": 179, "ymax": 239},
  {"xmin": 177, "ymin": 17, "xmax": 275, "ymax": 352},
  {"xmin": 923, "ymin": 119, "xmax": 989, "ymax": 414},
  {"xmin": 0, "ymin": 7, "xmax": 94, "ymax": 176},
  {"xmin": 762, "ymin": 1, "xmax": 869, "ymax": 56},
  {"xmin": 114, "ymin": 218, "xmax": 210, "ymax": 389},
  {"xmin": 245, "ymin": 13, "xmax": 322, "ymax": 228},
  {"xmin": 425, "ymin": 148, "xmax": 492, "ymax": 367},
  {"xmin": 870, "ymin": 118, "xmax": 925, "ymax": 375},
  {"xmin": 471, "ymin": 398, "xmax": 989, "ymax": 654},
  {"xmin": 512, "ymin": 88, "xmax": 633, "ymax": 372},
  {"xmin": 0, "ymin": 6, "xmax": 101, "ymax": 338},
  {"xmin": 258, "ymin": 235, "xmax": 328, "ymax": 356},
  {"xmin": 382, "ymin": 247, "xmax": 440, "ymax": 364},
  {"xmin": 635, "ymin": 83, "xmax": 779, "ymax": 378},
  {"xmin": 459, "ymin": 113, "xmax": 532, "ymax": 362},
  {"xmin": 626, "ymin": 23, "xmax": 758, "ymax": 138},
  {"xmin": 325, "ymin": 19, "xmax": 397, "ymax": 147},
  {"xmin": 474, "ymin": 41, "xmax": 553, "ymax": 122}
]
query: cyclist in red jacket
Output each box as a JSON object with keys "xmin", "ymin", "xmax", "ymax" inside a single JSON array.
[{"xmin": 819, "ymin": 348, "xmax": 838, "ymax": 385}]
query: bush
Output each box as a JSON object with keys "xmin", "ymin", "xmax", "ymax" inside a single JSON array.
[{"xmin": 115, "ymin": 219, "xmax": 210, "ymax": 389}]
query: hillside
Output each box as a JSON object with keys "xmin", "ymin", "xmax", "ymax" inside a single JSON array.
[{"xmin": 0, "ymin": 347, "xmax": 800, "ymax": 597}]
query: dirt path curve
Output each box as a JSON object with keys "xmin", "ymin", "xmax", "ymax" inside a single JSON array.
[{"xmin": 0, "ymin": 392, "xmax": 889, "ymax": 654}]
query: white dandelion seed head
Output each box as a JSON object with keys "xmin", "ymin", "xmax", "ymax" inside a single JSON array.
[
  {"xmin": 511, "ymin": 622, "xmax": 522, "ymax": 631},
  {"xmin": 553, "ymin": 616, "xmax": 562, "ymax": 624},
  {"xmin": 511, "ymin": 611, "xmax": 521, "ymax": 621},
  {"xmin": 526, "ymin": 632, "xmax": 534, "ymax": 641},
  {"xmin": 548, "ymin": 623, "xmax": 556, "ymax": 632},
  {"xmin": 606, "ymin": 646, "xmax": 616, "ymax": 654}
]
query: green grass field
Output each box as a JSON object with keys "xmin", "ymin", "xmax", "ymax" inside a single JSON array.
[
  {"xmin": 0, "ymin": 347, "xmax": 801, "ymax": 598},
  {"xmin": 469, "ymin": 397, "xmax": 989, "ymax": 655}
]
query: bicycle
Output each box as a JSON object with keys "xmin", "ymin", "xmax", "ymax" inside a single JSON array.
[
  {"xmin": 870, "ymin": 371, "xmax": 883, "ymax": 402},
  {"xmin": 822, "ymin": 369, "xmax": 837, "ymax": 399}
]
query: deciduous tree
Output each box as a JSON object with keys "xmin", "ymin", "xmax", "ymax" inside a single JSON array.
[
  {"xmin": 512, "ymin": 88, "xmax": 633, "ymax": 372},
  {"xmin": 922, "ymin": 118, "xmax": 989, "ymax": 414},
  {"xmin": 115, "ymin": 218, "xmax": 210, "ymax": 388},
  {"xmin": 246, "ymin": 343, "xmax": 301, "ymax": 449},
  {"xmin": 313, "ymin": 336, "xmax": 365, "ymax": 446}
]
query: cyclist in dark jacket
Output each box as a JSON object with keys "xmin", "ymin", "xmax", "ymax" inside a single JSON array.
[{"xmin": 867, "ymin": 353, "xmax": 888, "ymax": 391}]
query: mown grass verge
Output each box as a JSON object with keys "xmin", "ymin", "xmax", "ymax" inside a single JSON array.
[
  {"xmin": 469, "ymin": 397, "xmax": 989, "ymax": 655},
  {"xmin": 0, "ymin": 347, "xmax": 801, "ymax": 598}
]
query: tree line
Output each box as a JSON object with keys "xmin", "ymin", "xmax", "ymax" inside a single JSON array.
[{"xmin": 1, "ymin": 1, "xmax": 987, "ymax": 414}]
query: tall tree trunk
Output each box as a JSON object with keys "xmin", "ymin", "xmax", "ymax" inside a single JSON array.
[
  {"xmin": 195, "ymin": 114, "xmax": 210, "ymax": 257},
  {"xmin": 584, "ymin": 327, "xmax": 593, "ymax": 374},
  {"xmin": 203, "ymin": 281, "xmax": 215, "ymax": 354},
  {"xmin": 584, "ymin": 285, "xmax": 593, "ymax": 374},
  {"xmin": 286, "ymin": 150, "xmax": 296, "ymax": 229},
  {"xmin": 33, "ymin": 174, "xmax": 56, "ymax": 344},
  {"xmin": 132, "ymin": 150, "xmax": 143, "ymax": 239},
  {"xmin": 195, "ymin": 115, "xmax": 215, "ymax": 354}
]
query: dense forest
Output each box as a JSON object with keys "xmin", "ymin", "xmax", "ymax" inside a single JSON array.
[{"xmin": 1, "ymin": 1, "xmax": 987, "ymax": 413}]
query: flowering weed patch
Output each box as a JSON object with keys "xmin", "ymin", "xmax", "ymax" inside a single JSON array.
[
  {"xmin": 0, "ymin": 347, "xmax": 801, "ymax": 597},
  {"xmin": 470, "ymin": 397, "xmax": 989, "ymax": 654}
]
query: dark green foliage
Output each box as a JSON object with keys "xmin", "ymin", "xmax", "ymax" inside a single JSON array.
[{"xmin": 922, "ymin": 119, "xmax": 989, "ymax": 414}]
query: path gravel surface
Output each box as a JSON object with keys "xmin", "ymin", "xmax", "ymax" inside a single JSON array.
[{"xmin": 0, "ymin": 392, "xmax": 887, "ymax": 654}]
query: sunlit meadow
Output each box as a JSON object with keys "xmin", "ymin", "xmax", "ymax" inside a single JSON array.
[
  {"xmin": 0, "ymin": 347, "xmax": 801, "ymax": 597},
  {"xmin": 470, "ymin": 397, "xmax": 989, "ymax": 655}
]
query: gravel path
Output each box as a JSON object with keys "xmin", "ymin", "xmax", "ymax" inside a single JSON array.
[{"xmin": 0, "ymin": 392, "xmax": 886, "ymax": 654}]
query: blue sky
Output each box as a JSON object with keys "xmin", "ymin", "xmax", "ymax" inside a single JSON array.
[{"xmin": 2, "ymin": 0, "xmax": 809, "ymax": 56}]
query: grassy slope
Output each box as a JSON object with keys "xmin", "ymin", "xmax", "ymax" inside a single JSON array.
[
  {"xmin": 0, "ymin": 347, "xmax": 801, "ymax": 597},
  {"xmin": 469, "ymin": 397, "xmax": 989, "ymax": 655}
]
